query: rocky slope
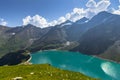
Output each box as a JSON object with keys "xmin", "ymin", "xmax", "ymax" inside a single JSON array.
[
  {"xmin": 0, "ymin": 24, "xmax": 51, "ymax": 57},
  {"xmin": 73, "ymin": 12, "xmax": 120, "ymax": 62},
  {"xmin": 1, "ymin": 11, "xmax": 120, "ymax": 62}
]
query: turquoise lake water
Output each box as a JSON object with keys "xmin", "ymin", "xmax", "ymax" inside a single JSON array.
[{"xmin": 30, "ymin": 50, "xmax": 120, "ymax": 80}]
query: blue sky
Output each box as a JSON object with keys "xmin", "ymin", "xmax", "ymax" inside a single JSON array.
[{"xmin": 0, "ymin": 0, "xmax": 120, "ymax": 27}]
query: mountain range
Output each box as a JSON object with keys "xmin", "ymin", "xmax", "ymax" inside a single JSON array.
[{"xmin": 0, "ymin": 11, "xmax": 120, "ymax": 62}]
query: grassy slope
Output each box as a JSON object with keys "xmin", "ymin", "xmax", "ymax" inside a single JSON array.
[{"xmin": 0, "ymin": 64, "xmax": 98, "ymax": 80}]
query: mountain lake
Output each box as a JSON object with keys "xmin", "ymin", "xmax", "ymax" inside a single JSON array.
[{"xmin": 30, "ymin": 50, "xmax": 120, "ymax": 80}]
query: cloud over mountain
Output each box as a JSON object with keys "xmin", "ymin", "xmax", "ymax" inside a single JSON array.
[
  {"xmin": 112, "ymin": 0, "xmax": 120, "ymax": 15},
  {"xmin": 85, "ymin": 0, "xmax": 111, "ymax": 17},
  {"xmin": 0, "ymin": 18, "xmax": 7, "ymax": 26},
  {"xmin": 22, "ymin": 0, "xmax": 111, "ymax": 28},
  {"xmin": 66, "ymin": 8, "xmax": 86, "ymax": 22},
  {"xmin": 112, "ymin": 6, "xmax": 120, "ymax": 15},
  {"xmin": 23, "ymin": 15, "xmax": 49, "ymax": 28},
  {"xmin": 23, "ymin": 15, "xmax": 67, "ymax": 28}
]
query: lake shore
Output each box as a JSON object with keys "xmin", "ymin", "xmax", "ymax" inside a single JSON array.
[
  {"xmin": 93, "ymin": 55, "xmax": 120, "ymax": 64},
  {"xmin": 22, "ymin": 53, "xmax": 32, "ymax": 65},
  {"xmin": 30, "ymin": 49, "xmax": 120, "ymax": 64}
]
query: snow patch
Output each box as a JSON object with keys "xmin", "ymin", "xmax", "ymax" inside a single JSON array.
[{"xmin": 61, "ymin": 23, "xmax": 72, "ymax": 27}]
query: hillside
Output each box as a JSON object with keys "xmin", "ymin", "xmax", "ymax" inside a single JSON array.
[
  {"xmin": 72, "ymin": 12, "xmax": 120, "ymax": 62},
  {"xmin": 1, "ymin": 11, "xmax": 120, "ymax": 63},
  {"xmin": 0, "ymin": 24, "xmax": 51, "ymax": 57},
  {"xmin": 29, "ymin": 17, "xmax": 89, "ymax": 51},
  {"xmin": 30, "ymin": 11, "xmax": 117, "ymax": 53},
  {"xmin": 0, "ymin": 64, "xmax": 97, "ymax": 80}
]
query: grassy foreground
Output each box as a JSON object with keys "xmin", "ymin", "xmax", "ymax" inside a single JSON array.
[{"xmin": 0, "ymin": 64, "xmax": 98, "ymax": 80}]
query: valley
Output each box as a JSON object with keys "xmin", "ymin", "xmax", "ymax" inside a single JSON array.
[
  {"xmin": 1, "ymin": 0, "xmax": 120, "ymax": 80},
  {"xmin": 1, "ymin": 11, "xmax": 120, "ymax": 63},
  {"xmin": 1, "ymin": 11, "xmax": 120, "ymax": 80}
]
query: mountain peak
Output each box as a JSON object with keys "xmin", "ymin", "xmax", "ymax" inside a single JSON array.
[
  {"xmin": 23, "ymin": 24, "xmax": 41, "ymax": 29},
  {"xmin": 25, "ymin": 24, "xmax": 36, "ymax": 27},
  {"xmin": 59, "ymin": 20, "xmax": 73, "ymax": 27},
  {"xmin": 89, "ymin": 11, "xmax": 113, "ymax": 24},
  {"xmin": 97, "ymin": 11, "xmax": 112, "ymax": 16},
  {"xmin": 64, "ymin": 20, "xmax": 73, "ymax": 23},
  {"xmin": 75, "ymin": 17, "xmax": 89, "ymax": 24}
]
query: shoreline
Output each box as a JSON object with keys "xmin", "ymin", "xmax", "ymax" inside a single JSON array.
[
  {"xmin": 30, "ymin": 49, "xmax": 120, "ymax": 64},
  {"xmin": 23, "ymin": 54, "xmax": 32, "ymax": 65},
  {"xmin": 68, "ymin": 50, "xmax": 120, "ymax": 64},
  {"xmin": 93, "ymin": 55, "xmax": 120, "ymax": 64},
  {"xmin": 26, "ymin": 55, "xmax": 32, "ymax": 62}
]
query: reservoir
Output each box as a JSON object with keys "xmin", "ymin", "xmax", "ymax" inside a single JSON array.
[{"xmin": 30, "ymin": 50, "xmax": 120, "ymax": 80}]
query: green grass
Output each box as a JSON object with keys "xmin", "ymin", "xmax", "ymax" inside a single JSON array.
[{"xmin": 0, "ymin": 64, "xmax": 98, "ymax": 80}]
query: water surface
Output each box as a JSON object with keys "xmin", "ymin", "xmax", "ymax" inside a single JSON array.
[{"xmin": 30, "ymin": 50, "xmax": 120, "ymax": 80}]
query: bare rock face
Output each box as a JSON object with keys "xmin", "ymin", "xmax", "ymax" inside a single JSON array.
[
  {"xmin": 72, "ymin": 12, "xmax": 120, "ymax": 62},
  {"xmin": 0, "ymin": 24, "xmax": 51, "ymax": 57}
]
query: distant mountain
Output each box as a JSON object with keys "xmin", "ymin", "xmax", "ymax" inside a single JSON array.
[
  {"xmin": 29, "ymin": 25, "xmax": 67, "ymax": 51},
  {"xmin": 75, "ymin": 17, "xmax": 89, "ymax": 24},
  {"xmin": 72, "ymin": 12, "xmax": 120, "ymax": 62},
  {"xmin": 1, "ymin": 11, "xmax": 120, "ymax": 62},
  {"xmin": 0, "ymin": 25, "xmax": 10, "ymax": 41},
  {"xmin": 0, "ymin": 24, "xmax": 51, "ymax": 57},
  {"xmin": 87, "ymin": 11, "xmax": 113, "ymax": 27},
  {"xmin": 0, "ymin": 25, "xmax": 12, "ymax": 56},
  {"xmin": 30, "ymin": 13, "xmax": 117, "ymax": 52},
  {"xmin": 65, "ymin": 12, "xmax": 114, "ymax": 41},
  {"xmin": 30, "ymin": 17, "xmax": 92, "ymax": 51},
  {"xmin": 60, "ymin": 20, "xmax": 73, "ymax": 28}
]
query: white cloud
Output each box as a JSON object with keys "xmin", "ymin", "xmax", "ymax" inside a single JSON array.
[
  {"xmin": 32, "ymin": 15, "xmax": 49, "ymax": 28},
  {"xmin": 86, "ymin": 0, "xmax": 96, "ymax": 8},
  {"xmin": 23, "ymin": 0, "xmax": 111, "ymax": 28},
  {"xmin": 85, "ymin": 0, "xmax": 111, "ymax": 18},
  {"xmin": 68, "ymin": 8, "xmax": 86, "ymax": 22},
  {"xmin": 65, "ymin": 0, "xmax": 111, "ymax": 21},
  {"xmin": 23, "ymin": 15, "xmax": 49, "ymax": 28},
  {"xmin": 57, "ymin": 16, "xmax": 66, "ymax": 24},
  {"xmin": 112, "ymin": 0, "xmax": 120, "ymax": 15},
  {"xmin": 112, "ymin": 6, "xmax": 120, "ymax": 15},
  {"xmin": 23, "ymin": 15, "xmax": 67, "ymax": 28},
  {"xmin": 49, "ymin": 20, "xmax": 57, "ymax": 26},
  {"xmin": 0, "ymin": 18, "xmax": 8, "ymax": 26},
  {"xmin": 23, "ymin": 16, "xmax": 32, "ymax": 25},
  {"xmin": 96, "ymin": 0, "xmax": 111, "ymax": 12},
  {"xmin": 65, "ymin": 13, "xmax": 71, "ymax": 20},
  {"xmin": 114, "ymin": 10, "xmax": 120, "ymax": 15}
]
